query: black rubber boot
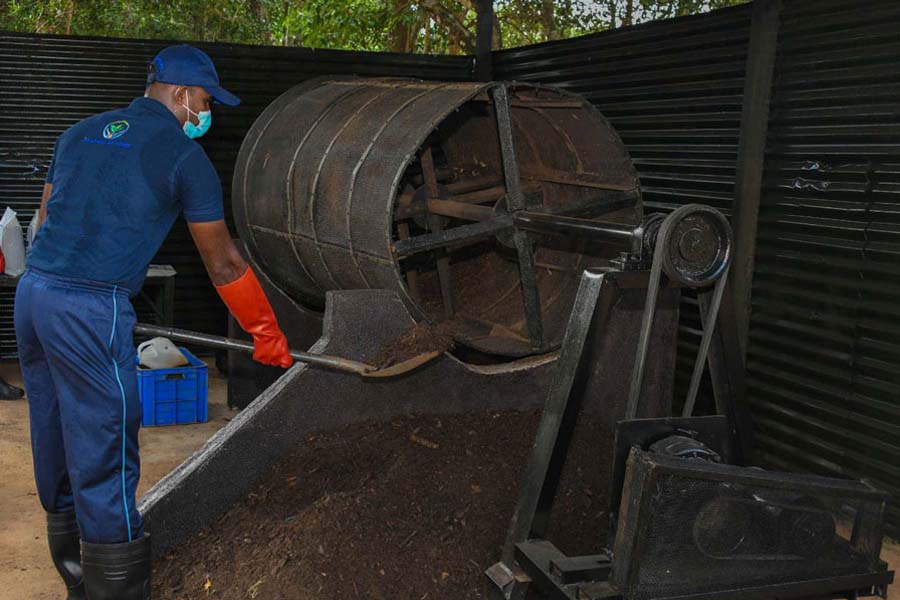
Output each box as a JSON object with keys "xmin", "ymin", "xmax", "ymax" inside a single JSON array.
[
  {"xmin": 46, "ymin": 511, "xmax": 86, "ymax": 600},
  {"xmin": 81, "ymin": 535, "xmax": 151, "ymax": 600},
  {"xmin": 0, "ymin": 377, "xmax": 24, "ymax": 400}
]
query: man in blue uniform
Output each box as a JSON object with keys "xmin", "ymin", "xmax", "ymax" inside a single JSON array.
[{"xmin": 16, "ymin": 45, "xmax": 293, "ymax": 599}]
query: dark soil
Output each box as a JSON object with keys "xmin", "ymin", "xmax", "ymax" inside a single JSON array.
[
  {"xmin": 367, "ymin": 321, "xmax": 459, "ymax": 369},
  {"xmin": 153, "ymin": 410, "xmax": 611, "ymax": 599}
]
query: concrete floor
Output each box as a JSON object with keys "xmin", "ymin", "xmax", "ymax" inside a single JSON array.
[
  {"xmin": 0, "ymin": 362, "xmax": 898, "ymax": 599},
  {"xmin": 0, "ymin": 360, "xmax": 232, "ymax": 599}
]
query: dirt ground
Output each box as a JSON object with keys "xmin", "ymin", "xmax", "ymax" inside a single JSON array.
[
  {"xmin": 1, "ymin": 360, "xmax": 899, "ymax": 599},
  {"xmin": 0, "ymin": 361, "xmax": 232, "ymax": 600}
]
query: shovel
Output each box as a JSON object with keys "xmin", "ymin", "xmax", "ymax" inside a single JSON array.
[{"xmin": 134, "ymin": 323, "xmax": 440, "ymax": 378}]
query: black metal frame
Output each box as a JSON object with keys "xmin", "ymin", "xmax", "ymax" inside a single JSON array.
[
  {"xmin": 606, "ymin": 415, "xmax": 734, "ymax": 540},
  {"xmin": 512, "ymin": 538, "xmax": 893, "ymax": 600},
  {"xmin": 730, "ymin": 0, "xmax": 782, "ymax": 356},
  {"xmin": 610, "ymin": 450, "xmax": 892, "ymax": 600},
  {"xmin": 507, "ymin": 443, "xmax": 894, "ymax": 600},
  {"xmin": 498, "ymin": 267, "xmax": 678, "ymax": 567},
  {"xmin": 486, "ymin": 246, "xmax": 893, "ymax": 600}
]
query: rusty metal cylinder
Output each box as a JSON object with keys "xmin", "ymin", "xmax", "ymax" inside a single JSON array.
[{"xmin": 233, "ymin": 77, "xmax": 641, "ymax": 356}]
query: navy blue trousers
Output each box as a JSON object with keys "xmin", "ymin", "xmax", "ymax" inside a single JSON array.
[{"xmin": 15, "ymin": 269, "xmax": 143, "ymax": 544}]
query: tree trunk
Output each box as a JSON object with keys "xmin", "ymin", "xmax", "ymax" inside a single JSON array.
[
  {"xmin": 250, "ymin": 0, "xmax": 269, "ymax": 30},
  {"xmin": 425, "ymin": 1, "xmax": 475, "ymax": 54},
  {"xmin": 541, "ymin": 0, "xmax": 559, "ymax": 41},
  {"xmin": 391, "ymin": 0, "xmax": 412, "ymax": 53},
  {"xmin": 624, "ymin": 0, "xmax": 634, "ymax": 26},
  {"xmin": 448, "ymin": 20, "xmax": 461, "ymax": 55},
  {"xmin": 65, "ymin": 0, "xmax": 74, "ymax": 35},
  {"xmin": 282, "ymin": 0, "xmax": 290, "ymax": 46},
  {"xmin": 195, "ymin": 6, "xmax": 206, "ymax": 41},
  {"xmin": 608, "ymin": 0, "xmax": 618, "ymax": 29}
]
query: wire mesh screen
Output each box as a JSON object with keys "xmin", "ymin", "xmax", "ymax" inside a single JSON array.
[{"xmin": 613, "ymin": 450, "xmax": 888, "ymax": 600}]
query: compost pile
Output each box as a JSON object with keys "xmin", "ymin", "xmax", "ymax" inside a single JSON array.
[
  {"xmin": 368, "ymin": 320, "xmax": 459, "ymax": 369},
  {"xmin": 154, "ymin": 410, "xmax": 611, "ymax": 599}
]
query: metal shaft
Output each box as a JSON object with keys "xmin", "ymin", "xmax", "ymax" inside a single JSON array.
[
  {"xmin": 134, "ymin": 323, "xmax": 373, "ymax": 376},
  {"xmin": 513, "ymin": 211, "xmax": 640, "ymax": 246},
  {"xmin": 395, "ymin": 212, "xmax": 646, "ymax": 257}
]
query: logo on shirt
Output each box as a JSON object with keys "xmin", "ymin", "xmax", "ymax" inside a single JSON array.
[{"xmin": 102, "ymin": 120, "xmax": 130, "ymax": 140}]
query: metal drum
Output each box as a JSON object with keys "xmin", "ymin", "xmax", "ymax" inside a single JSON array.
[{"xmin": 233, "ymin": 77, "xmax": 641, "ymax": 356}]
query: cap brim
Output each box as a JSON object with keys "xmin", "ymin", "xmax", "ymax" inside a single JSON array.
[{"xmin": 205, "ymin": 84, "xmax": 240, "ymax": 107}]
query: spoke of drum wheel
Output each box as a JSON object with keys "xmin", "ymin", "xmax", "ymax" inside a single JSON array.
[
  {"xmin": 491, "ymin": 85, "xmax": 526, "ymax": 211},
  {"xmin": 492, "ymin": 84, "xmax": 543, "ymax": 349},
  {"xmin": 420, "ymin": 146, "xmax": 455, "ymax": 317},
  {"xmin": 397, "ymin": 223, "xmax": 421, "ymax": 303},
  {"xmin": 394, "ymin": 217, "xmax": 512, "ymax": 256},
  {"xmin": 513, "ymin": 232, "xmax": 543, "ymax": 348}
]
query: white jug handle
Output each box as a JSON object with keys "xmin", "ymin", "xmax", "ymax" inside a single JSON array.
[{"xmin": 137, "ymin": 340, "xmax": 154, "ymax": 356}]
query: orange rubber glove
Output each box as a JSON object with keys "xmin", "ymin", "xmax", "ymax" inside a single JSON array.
[{"xmin": 214, "ymin": 267, "xmax": 293, "ymax": 368}]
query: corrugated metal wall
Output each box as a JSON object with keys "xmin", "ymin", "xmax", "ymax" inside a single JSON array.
[
  {"xmin": 0, "ymin": 33, "xmax": 472, "ymax": 355},
  {"xmin": 747, "ymin": 0, "xmax": 900, "ymax": 537},
  {"xmin": 494, "ymin": 0, "xmax": 900, "ymax": 536},
  {"xmin": 493, "ymin": 5, "xmax": 753, "ymax": 405}
]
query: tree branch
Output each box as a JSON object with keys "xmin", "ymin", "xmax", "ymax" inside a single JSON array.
[{"xmin": 421, "ymin": 0, "xmax": 476, "ymax": 53}]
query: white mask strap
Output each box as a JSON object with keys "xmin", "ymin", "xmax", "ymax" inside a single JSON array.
[{"xmin": 181, "ymin": 88, "xmax": 200, "ymax": 119}]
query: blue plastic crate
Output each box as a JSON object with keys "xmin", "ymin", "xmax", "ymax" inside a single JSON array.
[{"xmin": 136, "ymin": 347, "xmax": 208, "ymax": 427}]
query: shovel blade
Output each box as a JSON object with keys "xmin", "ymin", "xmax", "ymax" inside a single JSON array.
[{"xmin": 362, "ymin": 351, "xmax": 442, "ymax": 378}]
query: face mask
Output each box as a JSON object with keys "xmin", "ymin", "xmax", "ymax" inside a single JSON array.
[{"xmin": 181, "ymin": 89, "xmax": 211, "ymax": 139}]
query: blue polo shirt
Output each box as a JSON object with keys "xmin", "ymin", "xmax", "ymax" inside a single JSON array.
[{"xmin": 28, "ymin": 97, "xmax": 224, "ymax": 294}]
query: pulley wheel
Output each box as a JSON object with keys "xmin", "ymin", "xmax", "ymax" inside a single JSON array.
[{"xmin": 657, "ymin": 204, "xmax": 732, "ymax": 287}]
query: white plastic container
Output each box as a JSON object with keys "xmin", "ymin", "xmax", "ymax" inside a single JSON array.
[
  {"xmin": 138, "ymin": 337, "xmax": 190, "ymax": 369},
  {"xmin": 0, "ymin": 207, "xmax": 26, "ymax": 277}
]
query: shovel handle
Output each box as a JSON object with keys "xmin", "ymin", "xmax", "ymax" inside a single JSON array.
[{"xmin": 134, "ymin": 323, "xmax": 374, "ymax": 376}]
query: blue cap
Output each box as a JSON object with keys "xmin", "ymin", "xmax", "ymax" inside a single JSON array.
[{"xmin": 147, "ymin": 44, "xmax": 240, "ymax": 107}]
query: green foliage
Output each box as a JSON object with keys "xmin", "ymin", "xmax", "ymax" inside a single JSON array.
[{"xmin": 0, "ymin": 0, "xmax": 749, "ymax": 53}]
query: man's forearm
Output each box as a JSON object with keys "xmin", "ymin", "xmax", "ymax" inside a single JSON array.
[
  {"xmin": 205, "ymin": 250, "xmax": 247, "ymax": 286},
  {"xmin": 187, "ymin": 219, "xmax": 248, "ymax": 286},
  {"xmin": 37, "ymin": 183, "xmax": 52, "ymax": 230}
]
